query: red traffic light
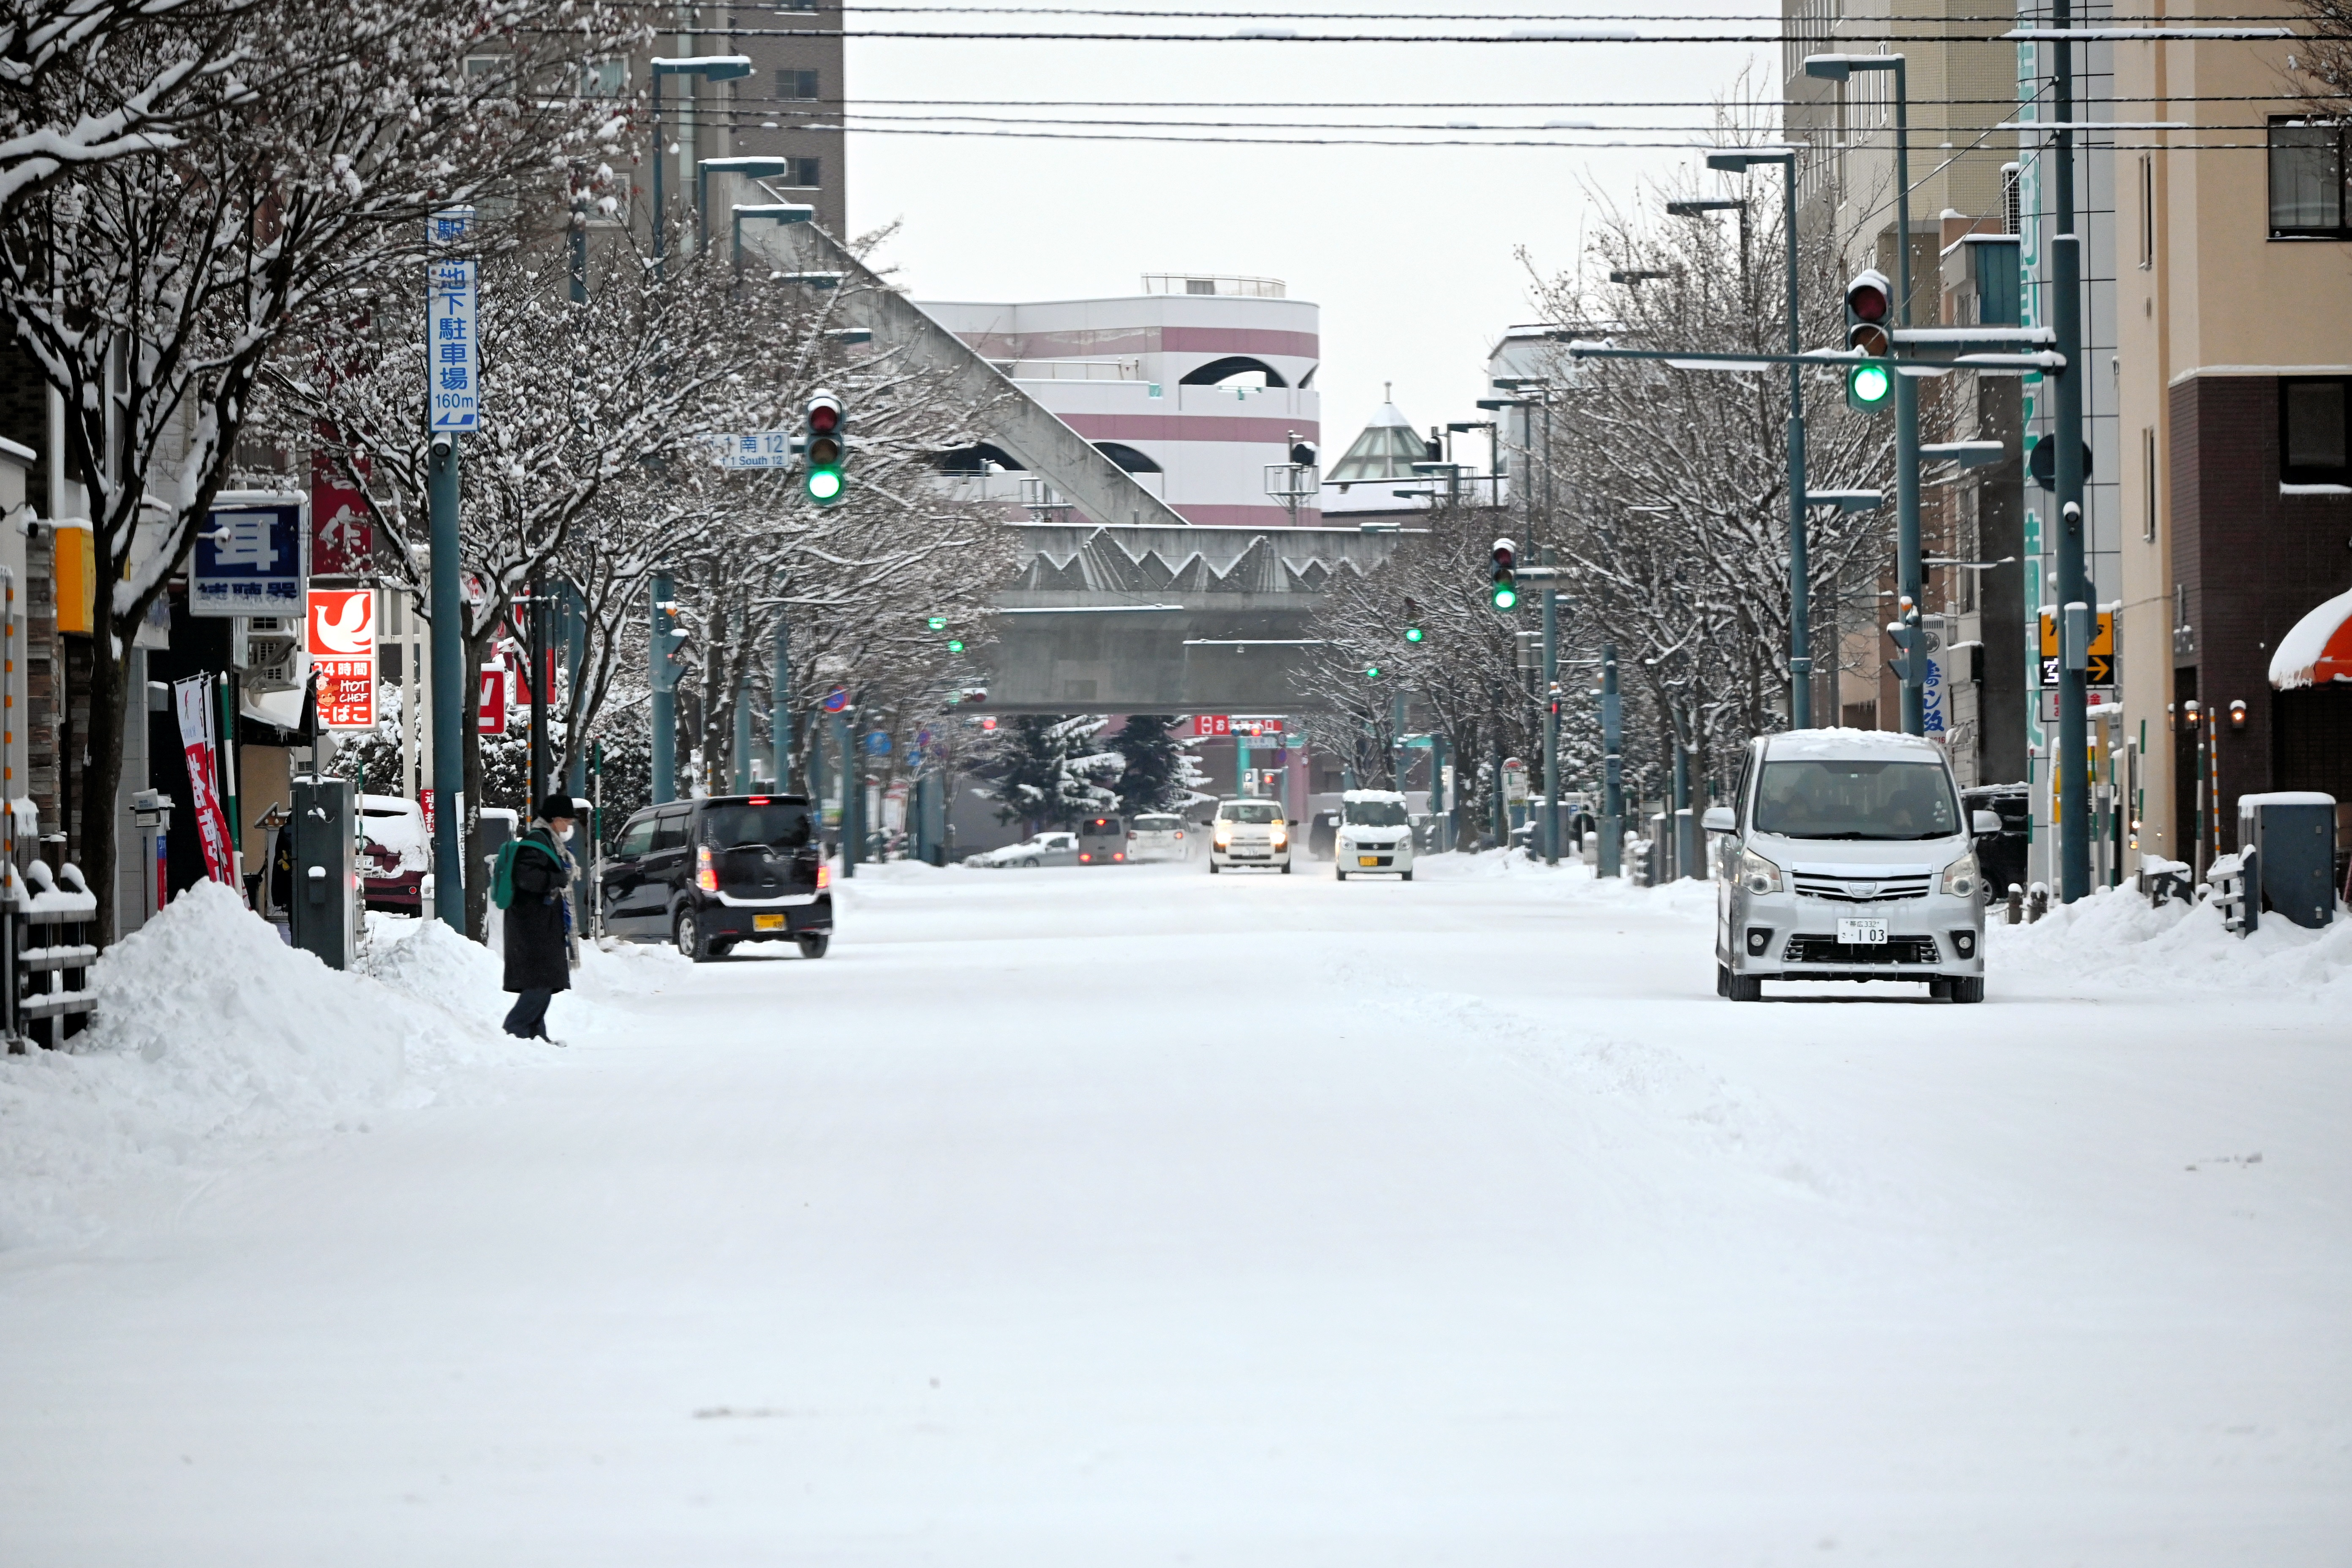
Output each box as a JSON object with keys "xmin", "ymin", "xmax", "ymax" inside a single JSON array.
[
  {"xmin": 1846, "ymin": 269, "xmax": 1891, "ymax": 324},
  {"xmin": 1491, "ymin": 537, "xmax": 1516, "ymax": 572},
  {"xmin": 806, "ymin": 390, "xmax": 843, "ymax": 433}
]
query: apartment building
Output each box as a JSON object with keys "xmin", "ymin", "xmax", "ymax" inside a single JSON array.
[
  {"xmin": 2114, "ymin": 11, "xmax": 2352, "ymax": 868},
  {"xmin": 918, "ymin": 275, "xmax": 1322, "ymax": 528}
]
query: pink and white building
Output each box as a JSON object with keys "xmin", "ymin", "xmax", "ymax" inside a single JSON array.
[{"xmin": 917, "ymin": 274, "xmax": 1319, "ymax": 528}]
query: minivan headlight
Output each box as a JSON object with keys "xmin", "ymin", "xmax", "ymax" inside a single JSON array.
[
  {"xmin": 1736, "ymin": 847, "xmax": 1783, "ymax": 896},
  {"xmin": 1940, "ymin": 852, "xmax": 1980, "ymax": 899}
]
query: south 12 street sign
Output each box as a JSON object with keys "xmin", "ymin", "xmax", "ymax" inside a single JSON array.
[{"xmin": 428, "ymin": 207, "xmax": 479, "ymax": 433}]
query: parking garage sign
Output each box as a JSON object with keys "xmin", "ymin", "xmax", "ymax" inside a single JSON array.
[{"xmin": 428, "ymin": 207, "xmax": 478, "ymax": 432}]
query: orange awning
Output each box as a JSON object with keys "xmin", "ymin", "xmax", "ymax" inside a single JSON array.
[{"xmin": 2269, "ymin": 586, "xmax": 2352, "ymax": 689}]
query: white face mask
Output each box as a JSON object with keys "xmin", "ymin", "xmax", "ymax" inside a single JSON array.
[{"xmin": 558, "ymin": 823, "xmax": 575, "ymax": 841}]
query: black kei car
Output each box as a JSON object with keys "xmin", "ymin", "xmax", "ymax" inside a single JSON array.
[{"xmin": 599, "ymin": 794, "xmax": 833, "ymax": 961}]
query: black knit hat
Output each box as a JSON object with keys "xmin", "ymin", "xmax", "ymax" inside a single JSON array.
[{"xmin": 538, "ymin": 793, "xmax": 579, "ymax": 823}]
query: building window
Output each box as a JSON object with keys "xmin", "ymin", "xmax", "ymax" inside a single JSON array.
[
  {"xmin": 2268, "ymin": 117, "xmax": 2350, "ymax": 238},
  {"xmin": 1093, "ymin": 442, "xmax": 1162, "ymax": 474},
  {"xmin": 584, "ymin": 59, "xmax": 626, "ymax": 98},
  {"xmin": 2141, "ymin": 426, "xmax": 2158, "ymax": 540},
  {"xmin": 2281, "ymin": 378, "xmax": 2351, "ymax": 484},
  {"xmin": 777, "ymin": 68, "xmax": 819, "ymax": 101},
  {"xmin": 781, "ymin": 156, "xmax": 821, "ymax": 188},
  {"xmin": 2137, "ymin": 154, "xmax": 2154, "ymax": 268}
]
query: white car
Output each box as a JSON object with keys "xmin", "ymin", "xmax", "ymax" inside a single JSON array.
[
  {"xmin": 971, "ymin": 832, "xmax": 1081, "ymax": 868},
  {"xmin": 1209, "ymin": 799, "xmax": 1290, "ymax": 873},
  {"xmin": 1334, "ymin": 789, "xmax": 1414, "ymax": 881},
  {"xmin": 1126, "ymin": 812, "xmax": 1190, "ymax": 862},
  {"xmin": 1707, "ymin": 729, "xmax": 1997, "ymax": 1004}
]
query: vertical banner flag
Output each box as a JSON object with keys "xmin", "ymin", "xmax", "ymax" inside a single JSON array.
[
  {"xmin": 309, "ymin": 443, "xmax": 374, "ymax": 577},
  {"xmin": 428, "ymin": 207, "xmax": 479, "ymax": 433},
  {"xmin": 478, "ymin": 665, "xmax": 508, "ymax": 734},
  {"xmin": 307, "ymin": 587, "xmax": 376, "ymax": 729},
  {"xmin": 173, "ymin": 676, "xmax": 235, "ymax": 883}
]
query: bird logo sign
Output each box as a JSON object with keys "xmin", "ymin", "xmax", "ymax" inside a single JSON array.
[{"xmin": 306, "ymin": 589, "xmax": 377, "ymax": 729}]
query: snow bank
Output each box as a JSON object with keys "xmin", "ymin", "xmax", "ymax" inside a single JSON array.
[
  {"xmin": 1987, "ymin": 881, "xmax": 2352, "ymax": 1001},
  {"xmin": 0, "ymin": 883, "xmax": 538, "ymax": 1251}
]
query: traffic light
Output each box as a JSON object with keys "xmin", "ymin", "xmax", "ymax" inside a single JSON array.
[
  {"xmin": 1365, "ymin": 662, "xmax": 1383, "ymax": 681},
  {"xmin": 804, "ymin": 389, "xmax": 846, "ymax": 503},
  {"xmin": 1490, "ymin": 537, "xmax": 1518, "ymax": 612},
  {"xmin": 1843, "ymin": 270, "xmax": 1894, "ymax": 412},
  {"xmin": 926, "ymin": 615, "xmax": 947, "ymax": 631},
  {"xmin": 1402, "ymin": 595, "xmax": 1425, "ymax": 643},
  {"xmin": 946, "ymin": 639, "xmax": 964, "ymax": 654}
]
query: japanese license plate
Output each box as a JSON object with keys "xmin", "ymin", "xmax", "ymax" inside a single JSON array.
[
  {"xmin": 754, "ymin": 913, "xmax": 786, "ymax": 932},
  {"xmin": 1838, "ymin": 917, "xmax": 1888, "ymax": 946},
  {"xmin": 1358, "ymin": 855, "xmax": 1380, "ymax": 866}
]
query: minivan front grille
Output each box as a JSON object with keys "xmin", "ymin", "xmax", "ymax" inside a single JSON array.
[
  {"xmin": 1792, "ymin": 873, "xmax": 1932, "ymax": 903},
  {"xmin": 1782, "ymin": 933, "xmax": 1941, "ymax": 965}
]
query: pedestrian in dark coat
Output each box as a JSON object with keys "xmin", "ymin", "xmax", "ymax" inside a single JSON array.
[{"xmin": 502, "ymin": 794, "xmax": 577, "ymax": 1041}]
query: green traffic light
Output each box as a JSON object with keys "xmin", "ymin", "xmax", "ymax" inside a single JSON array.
[
  {"xmin": 1365, "ymin": 664, "xmax": 1382, "ymax": 681},
  {"xmin": 806, "ymin": 466, "xmax": 844, "ymax": 502},
  {"xmin": 1848, "ymin": 361, "xmax": 1893, "ymax": 409},
  {"xmin": 1491, "ymin": 582, "xmax": 1518, "ymax": 612},
  {"xmin": 1404, "ymin": 625, "xmax": 1425, "ymax": 643},
  {"xmin": 927, "ymin": 615, "xmax": 947, "ymax": 631},
  {"xmin": 947, "ymin": 639, "xmax": 964, "ymax": 653}
]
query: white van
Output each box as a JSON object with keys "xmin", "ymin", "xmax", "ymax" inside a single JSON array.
[
  {"xmin": 1209, "ymin": 798, "xmax": 1290, "ymax": 873},
  {"xmin": 1127, "ymin": 812, "xmax": 1190, "ymax": 862},
  {"xmin": 1334, "ymin": 789, "xmax": 1414, "ymax": 881},
  {"xmin": 1705, "ymin": 730, "xmax": 1999, "ymax": 1002}
]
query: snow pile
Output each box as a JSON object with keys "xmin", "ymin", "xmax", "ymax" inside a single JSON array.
[
  {"xmin": 1988, "ymin": 882, "xmax": 2352, "ymax": 1001},
  {"xmin": 0, "ymin": 883, "xmax": 537, "ymax": 1250}
]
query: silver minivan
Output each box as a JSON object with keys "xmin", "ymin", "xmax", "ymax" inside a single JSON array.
[{"xmin": 1704, "ymin": 730, "xmax": 2000, "ymax": 1003}]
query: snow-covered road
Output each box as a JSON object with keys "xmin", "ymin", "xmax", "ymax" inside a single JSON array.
[{"xmin": 3, "ymin": 859, "xmax": 2348, "ymax": 1564}]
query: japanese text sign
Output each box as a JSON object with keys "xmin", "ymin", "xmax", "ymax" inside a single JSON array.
[
  {"xmin": 306, "ymin": 588, "xmax": 376, "ymax": 730},
  {"xmin": 428, "ymin": 207, "xmax": 478, "ymax": 432},
  {"xmin": 192, "ymin": 494, "xmax": 304, "ymax": 618}
]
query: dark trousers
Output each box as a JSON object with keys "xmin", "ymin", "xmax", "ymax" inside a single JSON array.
[{"xmin": 502, "ymin": 988, "xmax": 553, "ymax": 1039}]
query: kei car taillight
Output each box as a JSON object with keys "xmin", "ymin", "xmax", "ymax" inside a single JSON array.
[
  {"xmin": 695, "ymin": 846, "xmax": 718, "ymax": 892},
  {"xmin": 816, "ymin": 863, "xmax": 832, "ymax": 890}
]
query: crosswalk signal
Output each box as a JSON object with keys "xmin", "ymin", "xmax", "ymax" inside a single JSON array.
[
  {"xmin": 1490, "ymin": 537, "xmax": 1518, "ymax": 612},
  {"xmin": 1402, "ymin": 595, "xmax": 1425, "ymax": 643},
  {"xmin": 1844, "ymin": 270, "xmax": 1894, "ymax": 412},
  {"xmin": 804, "ymin": 389, "xmax": 846, "ymax": 503}
]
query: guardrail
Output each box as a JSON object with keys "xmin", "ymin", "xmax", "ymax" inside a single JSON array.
[{"xmin": 5, "ymin": 859, "xmax": 97, "ymax": 1051}]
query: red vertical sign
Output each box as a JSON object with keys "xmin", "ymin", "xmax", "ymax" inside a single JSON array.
[
  {"xmin": 172, "ymin": 677, "xmax": 234, "ymax": 884},
  {"xmin": 478, "ymin": 665, "xmax": 507, "ymax": 734},
  {"xmin": 306, "ymin": 587, "xmax": 376, "ymax": 729},
  {"xmin": 308, "ymin": 441, "xmax": 374, "ymax": 578}
]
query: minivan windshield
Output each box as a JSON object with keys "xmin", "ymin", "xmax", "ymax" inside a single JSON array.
[
  {"xmin": 1079, "ymin": 817, "xmax": 1124, "ymax": 837},
  {"xmin": 1134, "ymin": 815, "xmax": 1181, "ymax": 831},
  {"xmin": 1753, "ymin": 759, "xmax": 1959, "ymax": 840},
  {"xmin": 1343, "ymin": 800, "xmax": 1409, "ymax": 827},
  {"xmin": 1220, "ymin": 802, "xmax": 1282, "ymax": 824},
  {"xmin": 700, "ymin": 802, "xmax": 816, "ymax": 849}
]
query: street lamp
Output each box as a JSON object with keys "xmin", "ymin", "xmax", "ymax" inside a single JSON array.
[
  {"xmin": 1804, "ymin": 52, "xmax": 1923, "ymax": 736},
  {"xmin": 649, "ymin": 55, "xmax": 752, "ymax": 272},
  {"xmin": 699, "ymin": 156, "xmax": 793, "ymax": 257},
  {"xmin": 1608, "ymin": 268, "xmax": 1673, "ymax": 285},
  {"xmin": 1701, "ymin": 145, "xmax": 1818, "ymax": 728},
  {"xmin": 1665, "ymin": 195, "xmax": 1749, "ymax": 282},
  {"xmin": 730, "ymin": 201, "xmax": 814, "ymax": 278}
]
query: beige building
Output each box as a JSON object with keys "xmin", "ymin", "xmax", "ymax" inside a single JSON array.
[{"xmin": 2114, "ymin": 13, "xmax": 2352, "ymax": 870}]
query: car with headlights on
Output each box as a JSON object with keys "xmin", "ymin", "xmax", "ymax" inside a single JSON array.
[
  {"xmin": 1209, "ymin": 798, "xmax": 1290, "ymax": 873},
  {"xmin": 1333, "ymin": 789, "xmax": 1414, "ymax": 881},
  {"xmin": 1704, "ymin": 730, "xmax": 2000, "ymax": 1003}
]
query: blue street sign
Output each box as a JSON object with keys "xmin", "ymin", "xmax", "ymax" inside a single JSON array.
[
  {"xmin": 428, "ymin": 207, "xmax": 478, "ymax": 433},
  {"xmin": 191, "ymin": 493, "xmax": 303, "ymax": 618},
  {"xmin": 822, "ymin": 687, "xmax": 850, "ymax": 713},
  {"xmin": 866, "ymin": 731, "xmax": 891, "ymax": 755}
]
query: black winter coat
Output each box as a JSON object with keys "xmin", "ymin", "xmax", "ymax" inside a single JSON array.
[{"xmin": 502, "ymin": 826, "xmax": 573, "ymax": 993}]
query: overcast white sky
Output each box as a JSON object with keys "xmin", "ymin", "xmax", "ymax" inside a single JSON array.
[{"xmin": 844, "ymin": 6, "xmax": 1778, "ymax": 463}]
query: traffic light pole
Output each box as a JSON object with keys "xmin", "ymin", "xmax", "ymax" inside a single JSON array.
[
  {"xmin": 428, "ymin": 437, "xmax": 465, "ymax": 933},
  {"xmin": 2051, "ymin": 2, "xmax": 2092, "ymax": 902},
  {"xmin": 834, "ymin": 709, "xmax": 855, "ymax": 877},
  {"xmin": 1599, "ymin": 642, "xmax": 1623, "ymax": 878},
  {"xmin": 1887, "ymin": 57, "xmax": 1927, "ymax": 738},
  {"xmin": 1541, "ymin": 583, "xmax": 1560, "ymax": 866},
  {"xmin": 650, "ymin": 572, "xmax": 675, "ymax": 805},
  {"xmin": 528, "ymin": 571, "xmax": 549, "ymax": 808},
  {"xmin": 1780, "ymin": 162, "xmax": 1813, "ymax": 729}
]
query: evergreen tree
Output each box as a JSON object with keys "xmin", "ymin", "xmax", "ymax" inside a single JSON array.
[
  {"xmin": 1109, "ymin": 714, "xmax": 1186, "ymax": 814},
  {"xmin": 980, "ymin": 715, "xmax": 1122, "ymax": 832}
]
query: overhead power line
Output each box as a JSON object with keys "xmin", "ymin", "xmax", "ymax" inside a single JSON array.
[{"xmin": 682, "ymin": 25, "xmax": 2312, "ymax": 42}]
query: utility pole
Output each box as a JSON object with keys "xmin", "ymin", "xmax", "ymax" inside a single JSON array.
[
  {"xmin": 834, "ymin": 708, "xmax": 856, "ymax": 877},
  {"xmin": 772, "ymin": 616, "xmax": 792, "ymax": 792},
  {"xmin": 650, "ymin": 572, "xmax": 676, "ymax": 804},
  {"xmin": 1598, "ymin": 643, "xmax": 1623, "ymax": 878},
  {"xmin": 2050, "ymin": 0, "xmax": 2092, "ymax": 903},
  {"xmin": 1887, "ymin": 62, "xmax": 1924, "ymax": 736},
  {"xmin": 731, "ymin": 606, "xmax": 751, "ymax": 793},
  {"xmin": 1541, "ymin": 574, "xmax": 1560, "ymax": 866},
  {"xmin": 428, "ymin": 437, "xmax": 464, "ymax": 931},
  {"xmin": 527, "ymin": 571, "xmax": 549, "ymax": 808},
  {"xmin": 562, "ymin": 581, "xmax": 586, "ymax": 796}
]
